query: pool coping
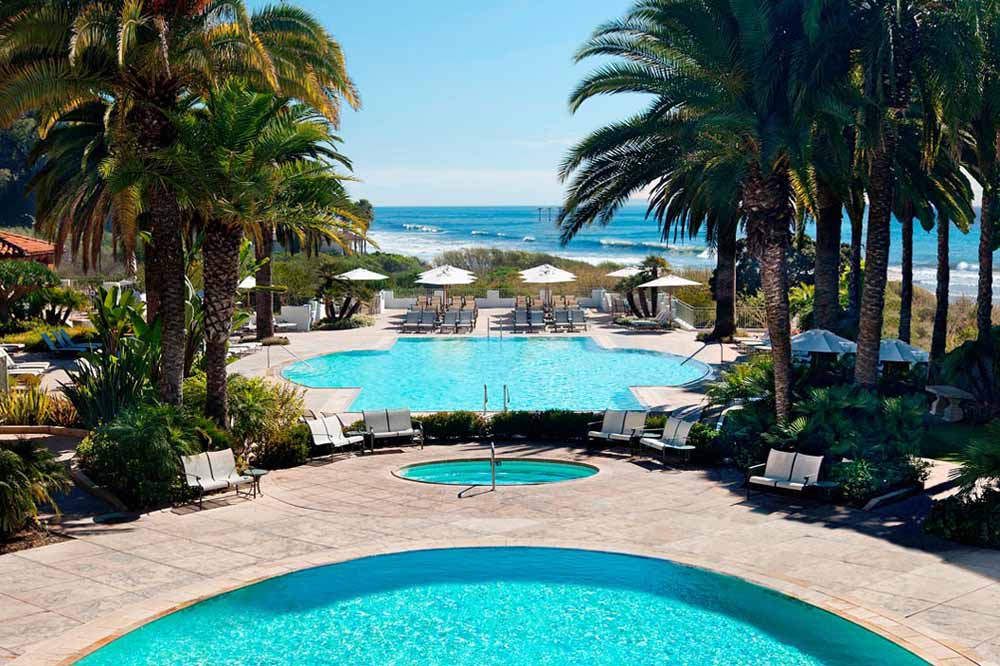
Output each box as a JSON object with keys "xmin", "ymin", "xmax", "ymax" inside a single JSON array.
[
  {"xmin": 17, "ymin": 539, "xmax": 985, "ymax": 666},
  {"xmin": 277, "ymin": 334, "xmax": 715, "ymax": 412},
  {"xmin": 391, "ymin": 457, "xmax": 601, "ymax": 486}
]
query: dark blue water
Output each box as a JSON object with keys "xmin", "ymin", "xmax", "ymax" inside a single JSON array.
[{"xmin": 370, "ymin": 205, "xmax": 999, "ymax": 296}]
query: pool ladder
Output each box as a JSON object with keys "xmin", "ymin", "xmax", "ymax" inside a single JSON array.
[{"xmin": 483, "ymin": 384, "xmax": 510, "ymax": 414}]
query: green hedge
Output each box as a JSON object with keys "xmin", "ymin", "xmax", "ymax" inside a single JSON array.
[{"xmin": 924, "ymin": 490, "xmax": 1000, "ymax": 548}]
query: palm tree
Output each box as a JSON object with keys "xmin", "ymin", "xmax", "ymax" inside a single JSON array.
[
  {"xmin": 894, "ymin": 124, "xmax": 976, "ymax": 342},
  {"xmin": 169, "ymin": 83, "xmax": 362, "ymax": 425},
  {"xmin": 931, "ymin": 214, "xmax": 951, "ymax": 361},
  {"xmin": 560, "ymin": 0, "xmax": 853, "ymax": 420},
  {"xmin": 556, "ymin": 110, "xmax": 740, "ymax": 337},
  {"xmin": 0, "ymin": 1, "xmax": 359, "ymax": 406},
  {"xmin": 964, "ymin": 0, "xmax": 1000, "ymax": 405},
  {"xmin": 851, "ymin": 0, "xmax": 975, "ymax": 386}
]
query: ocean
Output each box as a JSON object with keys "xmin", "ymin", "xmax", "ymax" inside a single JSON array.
[{"xmin": 368, "ymin": 205, "xmax": 1000, "ymax": 298}]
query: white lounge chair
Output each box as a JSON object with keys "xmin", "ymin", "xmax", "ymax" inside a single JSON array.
[
  {"xmin": 631, "ymin": 310, "xmax": 671, "ymax": 329},
  {"xmin": 0, "ymin": 348, "xmax": 50, "ymax": 376},
  {"xmin": 746, "ymin": 449, "xmax": 825, "ymax": 498},
  {"xmin": 303, "ymin": 413, "xmax": 364, "ymax": 458},
  {"xmin": 568, "ymin": 307, "xmax": 587, "ymax": 331},
  {"xmin": 362, "ymin": 408, "xmax": 424, "ymax": 452},
  {"xmin": 587, "ymin": 410, "xmax": 648, "ymax": 450},
  {"xmin": 181, "ymin": 452, "xmax": 230, "ymax": 507},
  {"xmin": 639, "ymin": 417, "xmax": 696, "ymax": 463},
  {"xmin": 206, "ymin": 449, "xmax": 255, "ymax": 494}
]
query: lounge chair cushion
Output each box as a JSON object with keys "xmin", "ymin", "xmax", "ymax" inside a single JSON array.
[
  {"xmin": 181, "ymin": 453, "xmax": 214, "ymax": 488},
  {"xmin": 363, "ymin": 410, "xmax": 391, "ymax": 434},
  {"xmin": 748, "ymin": 475, "xmax": 779, "ymax": 488},
  {"xmin": 622, "ymin": 410, "xmax": 647, "ymax": 434},
  {"xmin": 386, "ymin": 409, "xmax": 413, "ymax": 432},
  {"xmin": 788, "ymin": 453, "xmax": 823, "ymax": 485},
  {"xmin": 371, "ymin": 428, "xmax": 415, "ymax": 439},
  {"xmin": 762, "ymin": 449, "xmax": 797, "ymax": 481},
  {"xmin": 306, "ymin": 418, "xmax": 333, "ymax": 446},
  {"xmin": 600, "ymin": 410, "xmax": 627, "ymax": 434},
  {"xmin": 774, "ymin": 480, "xmax": 807, "ymax": 491}
]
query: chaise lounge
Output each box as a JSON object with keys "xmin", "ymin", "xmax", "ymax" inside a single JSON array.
[
  {"xmin": 638, "ymin": 417, "xmax": 696, "ymax": 463},
  {"xmin": 587, "ymin": 410, "xmax": 648, "ymax": 451},
  {"xmin": 180, "ymin": 449, "xmax": 254, "ymax": 507},
  {"xmin": 746, "ymin": 449, "xmax": 825, "ymax": 498},
  {"xmin": 362, "ymin": 408, "xmax": 424, "ymax": 452},
  {"xmin": 303, "ymin": 412, "xmax": 365, "ymax": 458}
]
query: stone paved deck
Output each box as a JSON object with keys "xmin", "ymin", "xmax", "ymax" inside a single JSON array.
[{"xmin": 2, "ymin": 444, "xmax": 998, "ymax": 665}]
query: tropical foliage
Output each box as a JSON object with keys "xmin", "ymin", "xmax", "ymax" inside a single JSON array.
[{"xmin": 0, "ymin": 439, "xmax": 70, "ymax": 538}]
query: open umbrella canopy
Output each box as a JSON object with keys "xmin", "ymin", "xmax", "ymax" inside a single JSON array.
[
  {"xmin": 336, "ymin": 268, "xmax": 389, "ymax": 281},
  {"xmin": 416, "ymin": 265, "xmax": 477, "ymax": 285},
  {"xmin": 519, "ymin": 264, "xmax": 577, "ymax": 284},
  {"xmin": 606, "ymin": 267, "xmax": 642, "ymax": 278},
  {"xmin": 791, "ymin": 329, "xmax": 857, "ymax": 355},
  {"xmin": 880, "ymin": 339, "xmax": 929, "ymax": 364},
  {"xmin": 237, "ymin": 276, "xmax": 256, "ymax": 290},
  {"xmin": 637, "ymin": 274, "xmax": 701, "ymax": 289}
]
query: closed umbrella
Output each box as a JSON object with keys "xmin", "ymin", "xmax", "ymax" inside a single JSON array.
[
  {"xmin": 519, "ymin": 264, "xmax": 576, "ymax": 306},
  {"xmin": 636, "ymin": 274, "xmax": 701, "ymax": 322}
]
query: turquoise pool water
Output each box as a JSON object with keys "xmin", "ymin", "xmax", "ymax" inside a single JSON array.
[
  {"xmin": 397, "ymin": 459, "xmax": 598, "ymax": 485},
  {"xmin": 76, "ymin": 548, "xmax": 927, "ymax": 666},
  {"xmin": 282, "ymin": 337, "xmax": 711, "ymax": 411}
]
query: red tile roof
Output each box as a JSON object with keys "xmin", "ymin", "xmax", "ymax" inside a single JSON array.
[{"xmin": 0, "ymin": 232, "xmax": 56, "ymax": 260}]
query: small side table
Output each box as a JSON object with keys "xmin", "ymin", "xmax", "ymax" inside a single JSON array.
[
  {"xmin": 812, "ymin": 481, "xmax": 839, "ymax": 501},
  {"xmin": 245, "ymin": 468, "xmax": 268, "ymax": 499}
]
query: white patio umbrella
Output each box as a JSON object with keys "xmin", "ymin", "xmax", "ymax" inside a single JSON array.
[
  {"xmin": 416, "ymin": 265, "xmax": 476, "ymax": 300},
  {"xmin": 636, "ymin": 274, "xmax": 701, "ymax": 322},
  {"xmin": 519, "ymin": 264, "xmax": 576, "ymax": 305},
  {"xmin": 879, "ymin": 339, "xmax": 929, "ymax": 365},
  {"xmin": 336, "ymin": 268, "xmax": 389, "ymax": 281},
  {"xmin": 237, "ymin": 276, "xmax": 256, "ymax": 290},
  {"xmin": 606, "ymin": 267, "xmax": 642, "ymax": 278}
]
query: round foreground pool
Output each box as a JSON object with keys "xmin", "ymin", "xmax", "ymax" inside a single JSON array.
[
  {"xmin": 76, "ymin": 548, "xmax": 927, "ymax": 666},
  {"xmin": 396, "ymin": 458, "xmax": 598, "ymax": 485}
]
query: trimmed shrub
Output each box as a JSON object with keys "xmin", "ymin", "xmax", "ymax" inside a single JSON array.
[
  {"xmin": 419, "ymin": 411, "xmax": 486, "ymax": 440},
  {"xmin": 77, "ymin": 404, "xmax": 231, "ymax": 508},
  {"xmin": 489, "ymin": 410, "xmax": 601, "ymax": 440},
  {"xmin": 314, "ymin": 315, "xmax": 374, "ymax": 331},
  {"xmin": 924, "ymin": 490, "xmax": 1000, "ymax": 548},
  {"xmin": 255, "ymin": 422, "xmax": 311, "ymax": 470},
  {"xmin": 0, "ymin": 439, "xmax": 70, "ymax": 538}
]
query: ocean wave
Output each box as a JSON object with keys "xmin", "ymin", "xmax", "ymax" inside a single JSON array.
[
  {"xmin": 522, "ymin": 236, "xmax": 536, "ymax": 242},
  {"xmin": 599, "ymin": 239, "xmax": 637, "ymax": 247},
  {"xmin": 402, "ymin": 224, "xmax": 442, "ymax": 233},
  {"xmin": 471, "ymin": 230, "xmax": 491, "ymax": 236}
]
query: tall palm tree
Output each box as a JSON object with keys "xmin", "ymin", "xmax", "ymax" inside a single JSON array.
[
  {"xmin": 168, "ymin": 83, "xmax": 362, "ymax": 425},
  {"xmin": 0, "ymin": 0, "xmax": 359, "ymax": 406},
  {"xmin": 560, "ymin": 0, "xmax": 853, "ymax": 420},
  {"xmin": 852, "ymin": 0, "xmax": 975, "ymax": 386},
  {"xmin": 964, "ymin": 0, "xmax": 1000, "ymax": 405}
]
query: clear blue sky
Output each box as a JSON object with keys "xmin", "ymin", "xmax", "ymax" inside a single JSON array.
[{"xmin": 256, "ymin": 0, "xmax": 640, "ymax": 206}]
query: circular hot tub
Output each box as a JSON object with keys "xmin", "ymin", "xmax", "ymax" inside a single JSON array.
[{"xmin": 395, "ymin": 458, "xmax": 598, "ymax": 486}]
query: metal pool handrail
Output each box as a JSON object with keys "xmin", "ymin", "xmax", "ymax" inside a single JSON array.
[{"xmin": 490, "ymin": 441, "xmax": 496, "ymax": 491}]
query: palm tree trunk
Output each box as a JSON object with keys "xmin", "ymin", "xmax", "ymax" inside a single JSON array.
[
  {"xmin": 708, "ymin": 219, "xmax": 737, "ymax": 340},
  {"xmin": 144, "ymin": 247, "xmax": 162, "ymax": 323},
  {"xmin": 854, "ymin": 130, "xmax": 897, "ymax": 388},
  {"xmin": 148, "ymin": 187, "xmax": 187, "ymax": 405},
  {"xmin": 814, "ymin": 181, "xmax": 842, "ymax": 331},
  {"xmin": 847, "ymin": 208, "xmax": 864, "ymax": 331},
  {"xmin": 203, "ymin": 223, "xmax": 243, "ymax": 427},
  {"xmin": 978, "ymin": 169, "xmax": 996, "ymax": 405},
  {"xmin": 637, "ymin": 288, "xmax": 651, "ymax": 318},
  {"xmin": 255, "ymin": 224, "xmax": 276, "ymax": 340},
  {"xmin": 898, "ymin": 210, "xmax": 914, "ymax": 342},
  {"xmin": 931, "ymin": 217, "xmax": 949, "ymax": 361},
  {"xmin": 744, "ymin": 165, "xmax": 794, "ymax": 421}
]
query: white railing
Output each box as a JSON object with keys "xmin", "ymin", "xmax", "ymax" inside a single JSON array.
[
  {"xmin": 736, "ymin": 305, "xmax": 768, "ymax": 330},
  {"xmin": 672, "ymin": 299, "xmax": 716, "ymax": 330}
]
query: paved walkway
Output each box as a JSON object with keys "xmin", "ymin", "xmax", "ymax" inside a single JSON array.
[
  {"xmin": 229, "ymin": 309, "xmax": 740, "ymax": 416},
  {"xmin": 2, "ymin": 444, "xmax": 997, "ymax": 665}
]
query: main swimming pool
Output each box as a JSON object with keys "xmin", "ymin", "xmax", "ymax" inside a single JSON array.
[
  {"xmin": 76, "ymin": 547, "xmax": 927, "ymax": 666},
  {"xmin": 282, "ymin": 337, "xmax": 711, "ymax": 411}
]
